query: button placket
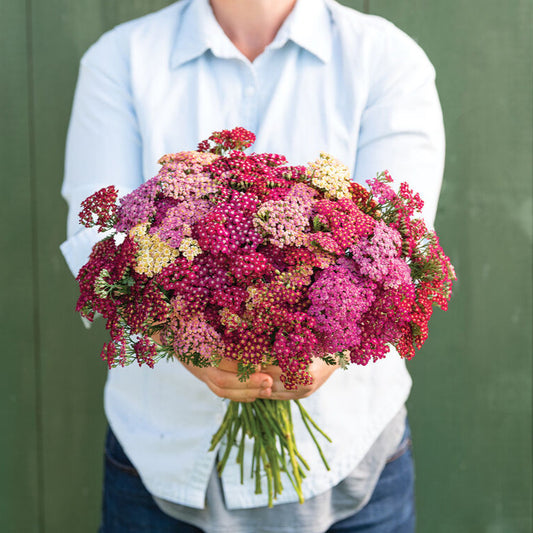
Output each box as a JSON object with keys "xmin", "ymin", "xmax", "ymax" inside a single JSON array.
[{"xmin": 241, "ymin": 65, "xmax": 259, "ymax": 131}]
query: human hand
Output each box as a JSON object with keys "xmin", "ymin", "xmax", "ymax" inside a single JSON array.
[
  {"xmin": 182, "ymin": 355, "xmax": 338, "ymax": 402},
  {"xmin": 153, "ymin": 329, "xmax": 336, "ymax": 401},
  {"xmin": 149, "ymin": 328, "xmax": 272, "ymax": 402},
  {"xmin": 181, "ymin": 357, "xmax": 275, "ymax": 403},
  {"xmin": 261, "ymin": 358, "xmax": 339, "ymax": 401}
]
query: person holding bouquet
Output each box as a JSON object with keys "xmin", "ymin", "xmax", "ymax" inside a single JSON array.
[{"xmin": 61, "ymin": 0, "xmax": 445, "ymax": 531}]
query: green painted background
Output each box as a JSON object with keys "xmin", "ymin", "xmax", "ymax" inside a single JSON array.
[{"xmin": 1, "ymin": 0, "xmax": 531, "ymax": 531}]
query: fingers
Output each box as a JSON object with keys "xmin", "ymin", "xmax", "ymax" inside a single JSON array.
[
  {"xmin": 263, "ymin": 358, "xmax": 339, "ymax": 400},
  {"xmin": 181, "ymin": 359, "xmax": 274, "ymax": 402},
  {"xmin": 258, "ymin": 365, "xmax": 311, "ymax": 400},
  {"xmin": 206, "ymin": 368, "xmax": 273, "ymax": 402},
  {"xmin": 269, "ymin": 390, "xmax": 310, "ymax": 401},
  {"xmin": 182, "ymin": 356, "xmax": 338, "ymax": 402}
]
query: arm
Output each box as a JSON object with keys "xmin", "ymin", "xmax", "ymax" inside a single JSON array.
[
  {"xmin": 60, "ymin": 28, "xmax": 143, "ymax": 277},
  {"xmin": 354, "ymin": 23, "xmax": 445, "ymax": 227}
]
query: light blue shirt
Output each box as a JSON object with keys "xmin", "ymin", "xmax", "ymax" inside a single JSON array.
[{"xmin": 61, "ymin": 0, "xmax": 444, "ymax": 512}]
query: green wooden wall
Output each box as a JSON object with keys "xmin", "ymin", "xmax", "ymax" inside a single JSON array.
[{"xmin": 1, "ymin": 0, "xmax": 531, "ymax": 531}]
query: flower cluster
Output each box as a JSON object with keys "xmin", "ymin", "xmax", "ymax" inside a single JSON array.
[
  {"xmin": 308, "ymin": 152, "xmax": 352, "ymax": 199},
  {"xmin": 253, "ymin": 195, "xmax": 312, "ymax": 248},
  {"xmin": 75, "ymin": 128, "xmax": 455, "ymax": 384},
  {"xmin": 79, "ymin": 185, "xmax": 118, "ymax": 231}
]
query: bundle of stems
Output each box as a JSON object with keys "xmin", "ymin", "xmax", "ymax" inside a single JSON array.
[{"xmin": 209, "ymin": 399, "xmax": 331, "ymax": 507}]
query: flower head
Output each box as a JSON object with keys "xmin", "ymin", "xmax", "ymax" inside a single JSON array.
[{"xmin": 308, "ymin": 152, "xmax": 352, "ymax": 199}]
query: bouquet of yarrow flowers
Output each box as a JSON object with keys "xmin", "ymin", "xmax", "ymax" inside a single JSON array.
[{"xmin": 75, "ymin": 127, "xmax": 455, "ymax": 506}]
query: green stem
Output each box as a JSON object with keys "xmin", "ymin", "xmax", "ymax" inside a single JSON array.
[
  {"xmin": 236, "ymin": 422, "xmax": 246, "ymax": 484},
  {"xmin": 209, "ymin": 402, "xmax": 236, "ymax": 451},
  {"xmin": 254, "ymin": 435, "xmax": 263, "ymax": 495},
  {"xmin": 295, "ymin": 401, "xmax": 331, "ymax": 471},
  {"xmin": 295, "ymin": 401, "xmax": 332, "ymax": 442},
  {"xmin": 210, "ymin": 399, "xmax": 330, "ymax": 506},
  {"xmin": 280, "ymin": 403, "xmax": 304, "ymax": 503},
  {"xmin": 260, "ymin": 447, "xmax": 274, "ymax": 508},
  {"xmin": 216, "ymin": 408, "xmax": 241, "ymax": 475}
]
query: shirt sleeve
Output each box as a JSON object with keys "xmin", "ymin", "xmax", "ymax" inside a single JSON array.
[
  {"xmin": 60, "ymin": 27, "xmax": 143, "ymax": 277},
  {"xmin": 353, "ymin": 23, "xmax": 445, "ymax": 227}
]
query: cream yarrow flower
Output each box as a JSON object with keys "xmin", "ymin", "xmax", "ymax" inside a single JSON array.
[
  {"xmin": 129, "ymin": 223, "xmax": 179, "ymax": 277},
  {"xmin": 308, "ymin": 152, "xmax": 353, "ymax": 199},
  {"xmin": 179, "ymin": 237, "xmax": 203, "ymax": 261}
]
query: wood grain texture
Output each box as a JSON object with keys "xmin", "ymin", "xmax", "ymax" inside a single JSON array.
[
  {"xmin": 0, "ymin": 0, "xmax": 41, "ymax": 531},
  {"xmin": 367, "ymin": 1, "xmax": 533, "ymax": 531},
  {"xmin": 30, "ymin": 1, "xmax": 109, "ymax": 531}
]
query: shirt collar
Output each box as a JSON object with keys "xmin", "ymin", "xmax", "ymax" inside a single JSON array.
[
  {"xmin": 170, "ymin": 0, "xmax": 332, "ymax": 68},
  {"xmin": 276, "ymin": 0, "xmax": 333, "ymax": 63}
]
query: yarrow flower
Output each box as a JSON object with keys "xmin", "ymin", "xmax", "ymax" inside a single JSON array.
[
  {"xmin": 75, "ymin": 132, "xmax": 454, "ymax": 374},
  {"xmin": 197, "ymin": 127, "xmax": 256, "ymax": 154},
  {"xmin": 79, "ymin": 185, "xmax": 118, "ymax": 231},
  {"xmin": 74, "ymin": 127, "xmax": 455, "ymax": 506},
  {"xmin": 158, "ymin": 161, "xmax": 219, "ymax": 201},
  {"xmin": 129, "ymin": 223, "xmax": 180, "ymax": 276},
  {"xmin": 253, "ymin": 196, "xmax": 311, "ymax": 247},
  {"xmin": 179, "ymin": 237, "xmax": 203, "ymax": 261},
  {"xmin": 168, "ymin": 313, "xmax": 221, "ymax": 363},
  {"xmin": 154, "ymin": 198, "xmax": 210, "ymax": 246},
  {"xmin": 308, "ymin": 258, "xmax": 375, "ymax": 352},
  {"xmin": 308, "ymin": 152, "xmax": 353, "ymax": 199},
  {"xmin": 116, "ymin": 179, "xmax": 160, "ymax": 233},
  {"xmin": 350, "ymin": 221, "xmax": 412, "ymax": 289}
]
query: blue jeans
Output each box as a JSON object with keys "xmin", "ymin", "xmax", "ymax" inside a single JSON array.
[{"xmin": 99, "ymin": 423, "xmax": 415, "ymax": 533}]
